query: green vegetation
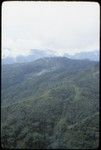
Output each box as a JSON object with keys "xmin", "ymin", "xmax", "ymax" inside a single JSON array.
[{"xmin": 1, "ymin": 57, "xmax": 99, "ymax": 149}]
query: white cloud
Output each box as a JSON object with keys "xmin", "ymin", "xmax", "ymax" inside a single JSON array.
[{"xmin": 2, "ymin": 1, "xmax": 100, "ymax": 57}]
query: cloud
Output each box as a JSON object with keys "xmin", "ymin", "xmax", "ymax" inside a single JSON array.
[{"xmin": 2, "ymin": 1, "xmax": 100, "ymax": 57}]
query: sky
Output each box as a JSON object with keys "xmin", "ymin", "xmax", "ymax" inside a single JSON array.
[{"xmin": 2, "ymin": 1, "xmax": 100, "ymax": 58}]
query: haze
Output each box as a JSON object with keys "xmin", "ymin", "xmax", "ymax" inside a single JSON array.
[{"xmin": 2, "ymin": 1, "xmax": 100, "ymax": 58}]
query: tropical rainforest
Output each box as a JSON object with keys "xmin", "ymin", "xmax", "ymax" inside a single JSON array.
[{"xmin": 1, "ymin": 57, "xmax": 99, "ymax": 149}]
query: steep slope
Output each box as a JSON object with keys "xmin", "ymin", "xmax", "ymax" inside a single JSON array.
[{"xmin": 1, "ymin": 57, "xmax": 99, "ymax": 149}]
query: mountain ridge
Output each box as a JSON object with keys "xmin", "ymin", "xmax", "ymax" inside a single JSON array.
[{"xmin": 2, "ymin": 50, "xmax": 99, "ymax": 64}]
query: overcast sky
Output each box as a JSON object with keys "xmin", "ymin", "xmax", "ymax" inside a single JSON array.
[{"xmin": 2, "ymin": 1, "xmax": 100, "ymax": 58}]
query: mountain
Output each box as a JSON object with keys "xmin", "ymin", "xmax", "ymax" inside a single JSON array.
[
  {"xmin": 2, "ymin": 49, "xmax": 99, "ymax": 64},
  {"xmin": 1, "ymin": 57, "xmax": 99, "ymax": 149},
  {"xmin": 2, "ymin": 56, "xmax": 15, "ymax": 64},
  {"xmin": 2, "ymin": 49, "xmax": 53, "ymax": 64},
  {"xmin": 66, "ymin": 50, "xmax": 99, "ymax": 61}
]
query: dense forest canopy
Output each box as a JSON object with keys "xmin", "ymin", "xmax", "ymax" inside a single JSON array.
[{"xmin": 1, "ymin": 57, "xmax": 99, "ymax": 149}]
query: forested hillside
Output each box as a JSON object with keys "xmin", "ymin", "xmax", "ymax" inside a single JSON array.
[{"xmin": 1, "ymin": 57, "xmax": 99, "ymax": 149}]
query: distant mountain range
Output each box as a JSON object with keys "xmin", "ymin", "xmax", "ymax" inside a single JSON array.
[
  {"xmin": 2, "ymin": 49, "xmax": 99, "ymax": 64},
  {"xmin": 67, "ymin": 50, "xmax": 99, "ymax": 61},
  {"xmin": 2, "ymin": 49, "xmax": 52, "ymax": 64}
]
